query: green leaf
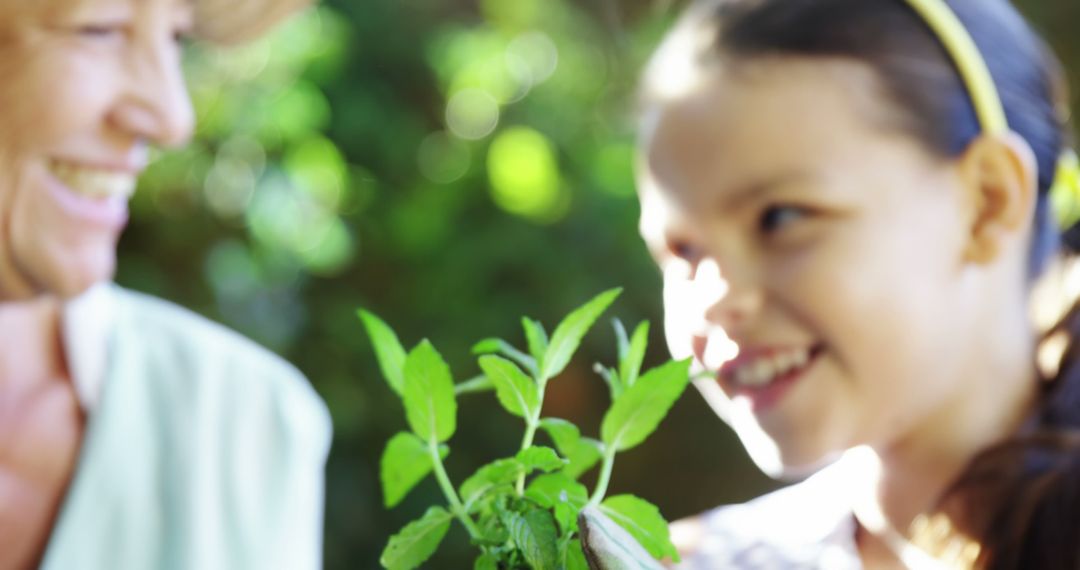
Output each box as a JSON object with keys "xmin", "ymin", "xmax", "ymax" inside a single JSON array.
[
  {"xmin": 358, "ymin": 309, "xmax": 407, "ymax": 396},
  {"xmin": 621, "ymin": 321, "xmax": 650, "ymax": 389},
  {"xmin": 379, "ymin": 506, "xmax": 453, "ymax": 570},
  {"xmin": 474, "ymin": 514, "xmax": 510, "ymax": 546},
  {"xmin": 516, "ymin": 446, "xmax": 567, "ymax": 473},
  {"xmin": 540, "ymin": 288, "xmax": 622, "ymax": 382},
  {"xmin": 478, "ymin": 355, "xmax": 540, "ymax": 419},
  {"xmin": 472, "ymin": 337, "xmax": 537, "ymax": 376},
  {"xmin": 565, "ymin": 539, "xmax": 590, "ymax": 570},
  {"xmin": 474, "ymin": 553, "xmax": 498, "ymax": 570},
  {"xmin": 564, "ymin": 437, "xmax": 604, "ymax": 480},
  {"xmin": 539, "ymin": 417, "xmax": 581, "ymax": 453},
  {"xmin": 380, "ymin": 432, "xmax": 448, "ymax": 508},
  {"xmin": 526, "ymin": 472, "xmax": 588, "ymax": 533},
  {"xmin": 538, "ymin": 418, "xmax": 602, "ymax": 479},
  {"xmin": 526, "ymin": 473, "xmax": 588, "ymax": 509},
  {"xmin": 455, "ymin": 374, "xmax": 494, "ymax": 396},
  {"xmin": 594, "ymin": 362, "xmax": 623, "ymax": 400},
  {"xmin": 613, "ymin": 318, "xmax": 630, "ymax": 363},
  {"xmin": 601, "ymin": 495, "xmax": 679, "ymax": 562},
  {"xmin": 459, "ymin": 458, "xmax": 524, "ymax": 510},
  {"xmin": 402, "ymin": 340, "xmax": 457, "ymax": 443},
  {"xmin": 578, "ymin": 505, "xmax": 665, "ymax": 569},
  {"xmin": 522, "ymin": 317, "xmax": 549, "ymax": 365},
  {"xmin": 503, "ymin": 508, "xmax": 559, "ymax": 570},
  {"xmin": 601, "ymin": 358, "xmax": 691, "ymax": 452}
]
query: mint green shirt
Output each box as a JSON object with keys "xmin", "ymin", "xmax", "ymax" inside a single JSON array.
[{"xmin": 42, "ymin": 285, "xmax": 331, "ymax": 570}]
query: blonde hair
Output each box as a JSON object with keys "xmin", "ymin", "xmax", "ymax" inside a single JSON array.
[{"xmin": 193, "ymin": 0, "xmax": 313, "ymax": 46}]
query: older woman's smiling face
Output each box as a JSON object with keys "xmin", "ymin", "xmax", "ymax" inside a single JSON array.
[{"xmin": 0, "ymin": 0, "xmax": 195, "ymax": 300}]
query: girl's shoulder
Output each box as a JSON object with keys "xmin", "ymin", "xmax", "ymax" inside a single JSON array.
[{"xmin": 670, "ymin": 464, "xmax": 862, "ymax": 569}]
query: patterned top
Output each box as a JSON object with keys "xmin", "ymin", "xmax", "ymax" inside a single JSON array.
[{"xmin": 674, "ymin": 464, "xmax": 864, "ymax": 569}]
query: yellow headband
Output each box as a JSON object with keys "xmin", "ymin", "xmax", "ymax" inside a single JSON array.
[{"xmin": 905, "ymin": 0, "xmax": 1080, "ymax": 229}]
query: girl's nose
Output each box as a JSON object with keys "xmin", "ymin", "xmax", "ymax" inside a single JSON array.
[{"xmin": 700, "ymin": 258, "xmax": 764, "ymax": 338}]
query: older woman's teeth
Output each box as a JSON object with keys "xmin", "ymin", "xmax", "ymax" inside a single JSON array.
[
  {"xmin": 49, "ymin": 161, "xmax": 137, "ymax": 199},
  {"xmin": 731, "ymin": 348, "xmax": 812, "ymax": 387}
]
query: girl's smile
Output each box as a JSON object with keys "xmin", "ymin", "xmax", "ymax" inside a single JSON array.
[{"xmin": 713, "ymin": 343, "xmax": 825, "ymax": 412}]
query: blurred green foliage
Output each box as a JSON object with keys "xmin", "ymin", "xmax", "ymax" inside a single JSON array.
[{"xmin": 118, "ymin": 0, "xmax": 1080, "ymax": 567}]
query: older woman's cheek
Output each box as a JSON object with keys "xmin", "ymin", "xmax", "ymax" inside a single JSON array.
[{"xmin": 0, "ymin": 151, "xmax": 32, "ymax": 299}]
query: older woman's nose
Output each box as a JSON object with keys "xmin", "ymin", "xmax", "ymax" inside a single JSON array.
[{"xmin": 110, "ymin": 44, "xmax": 195, "ymax": 149}]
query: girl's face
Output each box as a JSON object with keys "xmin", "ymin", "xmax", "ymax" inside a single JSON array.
[
  {"xmin": 639, "ymin": 59, "xmax": 994, "ymax": 477},
  {"xmin": 0, "ymin": 0, "xmax": 195, "ymax": 301}
]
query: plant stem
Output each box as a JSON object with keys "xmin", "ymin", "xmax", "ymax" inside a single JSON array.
[
  {"xmin": 589, "ymin": 449, "xmax": 617, "ymax": 505},
  {"xmin": 429, "ymin": 440, "xmax": 481, "ymax": 538},
  {"xmin": 515, "ymin": 381, "xmax": 547, "ymax": 495},
  {"xmin": 515, "ymin": 419, "xmax": 539, "ymax": 495}
]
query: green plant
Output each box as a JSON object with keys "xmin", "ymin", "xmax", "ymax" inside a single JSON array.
[{"xmin": 361, "ymin": 288, "xmax": 691, "ymax": 569}]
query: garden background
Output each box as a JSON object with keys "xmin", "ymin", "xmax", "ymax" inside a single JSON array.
[{"xmin": 121, "ymin": 0, "xmax": 1080, "ymax": 566}]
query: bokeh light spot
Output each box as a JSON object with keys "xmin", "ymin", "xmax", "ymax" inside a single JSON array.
[
  {"xmin": 298, "ymin": 217, "xmax": 355, "ymax": 275},
  {"xmin": 446, "ymin": 88, "xmax": 500, "ymax": 140},
  {"xmin": 245, "ymin": 171, "xmax": 354, "ymax": 275},
  {"xmin": 506, "ymin": 32, "xmax": 558, "ymax": 86},
  {"xmin": 284, "ymin": 135, "xmax": 348, "ymax": 211},
  {"xmin": 204, "ymin": 156, "xmax": 256, "ymax": 219},
  {"xmin": 418, "ymin": 131, "xmax": 472, "ymax": 184},
  {"xmin": 265, "ymin": 80, "xmax": 332, "ymax": 140},
  {"xmin": 486, "ymin": 127, "xmax": 566, "ymax": 223}
]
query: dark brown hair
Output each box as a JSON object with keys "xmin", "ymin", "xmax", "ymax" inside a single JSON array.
[{"xmin": 678, "ymin": 0, "xmax": 1078, "ymax": 567}]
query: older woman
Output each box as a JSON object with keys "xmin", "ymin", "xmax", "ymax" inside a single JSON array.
[{"xmin": 0, "ymin": 1, "xmax": 329, "ymax": 569}]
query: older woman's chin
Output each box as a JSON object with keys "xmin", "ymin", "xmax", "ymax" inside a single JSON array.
[
  {"xmin": 0, "ymin": 247, "xmax": 118, "ymax": 302},
  {"xmin": 47, "ymin": 251, "xmax": 117, "ymax": 300}
]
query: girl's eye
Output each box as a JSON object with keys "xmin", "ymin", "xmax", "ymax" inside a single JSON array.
[
  {"xmin": 173, "ymin": 18, "xmax": 196, "ymax": 46},
  {"xmin": 173, "ymin": 28, "xmax": 194, "ymax": 48},
  {"xmin": 759, "ymin": 205, "xmax": 808, "ymax": 234},
  {"xmin": 668, "ymin": 239, "xmax": 703, "ymax": 264}
]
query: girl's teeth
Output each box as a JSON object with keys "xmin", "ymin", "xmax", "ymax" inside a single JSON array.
[
  {"xmin": 48, "ymin": 161, "xmax": 136, "ymax": 199},
  {"xmin": 729, "ymin": 348, "xmax": 813, "ymax": 388},
  {"xmin": 750, "ymin": 369, "xmax": 773, "ymax": 386},
  {"xmin": 754, "ymin": 361, "xmax": 774, "ymax": 384}
]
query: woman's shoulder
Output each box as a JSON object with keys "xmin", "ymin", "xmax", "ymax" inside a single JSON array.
[
  {"xmin": 112, "ymin": 286, "xmax": 282, "ymax": 363},
  {"xmin": 671, "ymin": 464, "xmax": 861, "ymax": 569},
  {"xmin": 109, "ymin": 285, "xmax": 331, "ymax": 446},
  {"xmin": 113, "ymin": 286, "xmax": 299, "ymax": 379}
]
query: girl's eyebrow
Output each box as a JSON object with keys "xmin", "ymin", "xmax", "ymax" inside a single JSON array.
[{"xmin": 715, "ymin": 169, "xmax": 819, "ymax": 214}]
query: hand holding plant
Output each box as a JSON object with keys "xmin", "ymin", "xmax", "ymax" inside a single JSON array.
[{"xmin": 361, "ymin": 289, "xmax": 691, "ymax": 569}]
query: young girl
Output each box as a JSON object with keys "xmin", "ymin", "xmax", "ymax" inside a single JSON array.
[{"xmin": 634, "ymin": 0, "xmax": 1080, "ymax": 567}]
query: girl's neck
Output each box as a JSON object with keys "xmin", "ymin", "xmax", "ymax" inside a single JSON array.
[
  {"xmin": 0, "ymin": 296, "xmax": 68, "ymax": 391},
  {"xmin": 848, "ymin": 329, "xmax": 1039, "ymax": 565}
]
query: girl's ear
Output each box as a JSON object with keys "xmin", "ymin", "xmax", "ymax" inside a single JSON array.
[{"xmin": 959, "ymin": 131, "xmax": 1038, "ymax": 265}]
